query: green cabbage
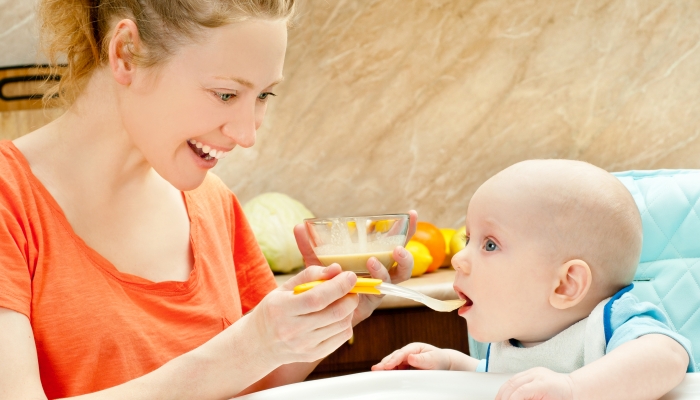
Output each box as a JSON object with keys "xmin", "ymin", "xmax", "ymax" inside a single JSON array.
[{"xmin": 243, "ymin": 192, "xmax": 314, "ymax": 273}]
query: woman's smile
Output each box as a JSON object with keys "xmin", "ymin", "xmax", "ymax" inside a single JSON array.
[{"xmin": 187, "ymin": 138, "xmax": 231, "ymax": 160}]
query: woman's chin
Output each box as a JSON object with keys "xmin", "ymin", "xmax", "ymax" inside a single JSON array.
[{"xmin": 157, "ymin": 167, "xmax": 208, "ymax": 192}]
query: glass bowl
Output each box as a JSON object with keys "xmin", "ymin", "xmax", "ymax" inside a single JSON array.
[{"xmin": 304, "ymin": 213, "xmax": 410, "ymax": 274}]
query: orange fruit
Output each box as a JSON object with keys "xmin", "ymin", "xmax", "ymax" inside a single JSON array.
[{"xmin": 411, "ymin": 221, "xmax": 446, "ymax": 273}]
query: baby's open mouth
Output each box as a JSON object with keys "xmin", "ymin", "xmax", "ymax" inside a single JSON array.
[
  {"xmin": 457, "ymin": 291, "xmax": 474, "ymax": 306},
  {"xmin": 187, "ymin": 139, "xmax": 228, "ymax": 160}
]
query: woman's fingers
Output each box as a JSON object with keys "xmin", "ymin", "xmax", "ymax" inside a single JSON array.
[
  {"xmin": 389, "ymin": 246, "xmax": 413, "ymax": 283},
  {"xmin": 406, "ymin": 210, "xmax": 418, "ymax": 241},
  {"xmin": 304, "ymin": 292, "xmax": 359, "ymax": 323},
  {"xmin": 366, "ymin": 257, "xmax": 391, "ymax": 282},
  {"xmin": 294, "ymin": 223, "xmax": 322, "ymax": 267},
  {"xmin": 308, "ymin": 321, "xmax": 356, "ymax": 361},
  {"xmin": 293, "ymin": 271, "xmax": 357, "ymax": 315},
  {"xmin": 280, "ymin": 264, "xmax": 342, "ymax": 291},
  {"xmin": 307, "ymin": 309, "xmax": 355, "ymax": 345}
]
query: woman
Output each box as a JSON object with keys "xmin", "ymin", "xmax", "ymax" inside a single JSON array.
[{"xmin": 0, "ymin": 0, "xmax": 416, "ymax": 398}]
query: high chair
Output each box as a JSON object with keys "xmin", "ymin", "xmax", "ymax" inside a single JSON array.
[{"xmin": 469, "ymin": 169, "xmax": 700, "ymax": 372}]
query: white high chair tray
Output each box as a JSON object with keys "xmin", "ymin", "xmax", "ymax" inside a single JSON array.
[{"xmin": 238, "ymin": 370, "xmax": 700, "ymax": 400}]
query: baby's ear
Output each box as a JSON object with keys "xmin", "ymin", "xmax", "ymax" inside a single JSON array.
[{"xmin": 549, "ymin": 259, "xmax": 592, "ymax": 310}]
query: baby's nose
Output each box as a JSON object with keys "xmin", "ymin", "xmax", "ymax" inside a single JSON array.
[{"xmin": 450, "ymin": 249, "xmax": 471, "ymax": 274}]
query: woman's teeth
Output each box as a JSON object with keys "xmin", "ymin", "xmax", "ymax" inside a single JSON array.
[{"xmin": 188, "ymin": 139, "xmax": 228, "ymax": 160}]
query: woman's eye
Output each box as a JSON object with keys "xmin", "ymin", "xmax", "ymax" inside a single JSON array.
[
  {"xmin": 258, "ymin": 92, "xmax": 277, "ymax": 101},
  {"xmin": 464, "ymin": 235, "xmax": 470, "ymax": 246},
  {"xmin": 215, "ymin": 92, "xmax": 235, "ymax": 102},
  {"xmin": 484, "ymin": 239, "xmax": 498, "ymax": 252}
]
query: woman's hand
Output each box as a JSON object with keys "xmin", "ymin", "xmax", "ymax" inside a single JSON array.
[
  {"xmin": 294, "ymin": 210, "xmax": 418, "ymax": 326},
  {"xmin": 249, "ymin": 265, "xmax": 359, "ymax": 366}
]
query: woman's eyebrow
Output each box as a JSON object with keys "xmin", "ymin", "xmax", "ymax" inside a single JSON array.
[{"xmin": 213, "ymin": 76, "xmax": 285, "ymax": 88}]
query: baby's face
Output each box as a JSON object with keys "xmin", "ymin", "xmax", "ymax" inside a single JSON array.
[{"xmin": 451, "ymin": 182, "xmax": 561, "ymax": 345}]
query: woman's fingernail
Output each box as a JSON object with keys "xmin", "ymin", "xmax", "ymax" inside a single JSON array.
[
  {"xmin": 346, "ymin": 272, "xmax": 356, "ymax": 282},
  {"xmin": 398, "ymin": 247, "xmax": 408, "ymax": 259},
  {"xmin": 370, "ymin": 259, "xmax": 381, "ymax": 271}
]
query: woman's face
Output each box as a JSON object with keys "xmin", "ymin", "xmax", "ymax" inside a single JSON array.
[{"xmin": 118, "ymin": 19, "xmax": 287, "ymax": 191}]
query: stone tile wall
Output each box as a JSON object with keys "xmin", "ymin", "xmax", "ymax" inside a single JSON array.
[{"xmin": 3, "ymin": 0, "xmax": 700, "ymax": 227}]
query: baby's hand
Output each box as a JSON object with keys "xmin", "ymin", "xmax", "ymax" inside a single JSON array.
[
  {"xmin": 371, "ymin": 342, "xmax": 453, "ymax": 371},
  {"xmin": 495, "ymin": 367, "xmax": 576, "ymax": 400}
]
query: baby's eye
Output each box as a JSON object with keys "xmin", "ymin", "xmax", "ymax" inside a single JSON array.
[
  {"xmin": 258, "ymin": 92, "xmax": 277, "ymax": 101},
  {"xmin": 215, "ymin": 92, "xmax": 236, "ymax": 102},
  {"xmin": 460, "ymin": 231, "xmax": 469, "ymax": 246},
  {"xmin": 484, "ymin": 239, "xmax": 498, "ymax": 252}
]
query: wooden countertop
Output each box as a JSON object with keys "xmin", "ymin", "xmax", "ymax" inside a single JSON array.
[{"xmin": 273, "ymin": 268, "xmax": 459, "ymax": 309}]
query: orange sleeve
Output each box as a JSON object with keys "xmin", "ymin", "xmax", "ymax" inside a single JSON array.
[
  {"xmin": 0, "ymin": 175, "xmax": 32, "ymax": 318},
  {"xmin": 230, "ymin": 194, "xmax": 277, "ymax": 314}
]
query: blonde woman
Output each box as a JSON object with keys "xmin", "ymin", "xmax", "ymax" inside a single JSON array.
[{"xmin": 0, "ymin": 1, "xmax": 416, "ymax": 398}]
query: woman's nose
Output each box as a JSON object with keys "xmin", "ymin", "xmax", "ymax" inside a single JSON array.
[{"xmin": 222, "ymin": 102, "xmax": 258, "ymax": 148}]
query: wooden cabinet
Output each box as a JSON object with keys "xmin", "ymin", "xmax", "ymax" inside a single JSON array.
[{"xmin": 307, "ymin": 306, "xmax": 470, "ymax": 380}]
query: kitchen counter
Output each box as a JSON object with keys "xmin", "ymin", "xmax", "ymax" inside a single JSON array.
[{"xmin": 274, "ymin": 268, "xmax": 459, "ymax": 309}]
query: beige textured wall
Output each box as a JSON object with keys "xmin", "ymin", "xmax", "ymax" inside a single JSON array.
[
  {"xmin": 215, "ymin": 0, "xmax": 700, "ymax": 227},
  {"xmin": 3, "ymin": 0, "xmax": 700, "ymax": 228}
]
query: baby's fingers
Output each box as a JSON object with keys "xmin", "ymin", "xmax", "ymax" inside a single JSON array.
[
  {"xmin": 372, "ymin": 342, "xmax": 437, "ymax": 371},
  {"xmin": 496, "ymin": 374, "xmax": 533, "ymax": 400},
  {"xmin": 407, "ymin": 352, "xmax": 442, "ymax": 370},
  {"xmin": 495, "ymin": 368, "xmax": 572, "ymax": 400},
  {"xmin": 372, "ymin": 349, "xmax": 410, "ymax": 371}
]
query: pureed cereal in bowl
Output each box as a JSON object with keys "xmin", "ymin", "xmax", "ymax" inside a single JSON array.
[{"xmin": 304, "ymin": 214, "xmax": 409, "ymax": 274}]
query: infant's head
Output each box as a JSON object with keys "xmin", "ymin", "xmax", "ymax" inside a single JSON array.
[{"xmin": 451, "ymin": 159, "xmax": 642, "ymax": 346}]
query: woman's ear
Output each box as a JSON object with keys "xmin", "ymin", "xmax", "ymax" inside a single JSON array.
[
  {"xmin": 549, "ymin": 259, "xmax": 592, "ymax": 310},
  {"xmin": 108, "ymin": 19, "xmax": 141, "ymax": 86}
]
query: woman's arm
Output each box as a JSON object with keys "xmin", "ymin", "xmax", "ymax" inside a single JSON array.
[
  {"xmin": 1, "ymin": 266, "xmax": 359, "ymax": 399},
  {"xmin": 0, "ymin": 306, "xmax": 282, "ymax": 400},
  {"xmin": 0, "ymin": 308, "xmax": 46, "ymax": 400}
]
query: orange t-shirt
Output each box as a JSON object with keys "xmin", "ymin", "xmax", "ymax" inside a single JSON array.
[{"xmin": 0, "ymin": 141, "xmax": 277, "ymax": 398}]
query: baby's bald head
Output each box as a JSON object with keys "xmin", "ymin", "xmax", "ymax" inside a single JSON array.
[{"xmin": 477, "ymin": 159, "xmax": 642, "ymax": 298}]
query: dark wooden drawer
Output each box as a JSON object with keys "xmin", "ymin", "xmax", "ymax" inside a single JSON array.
[{"xmin": 307, "ymin": 306, "xmax": 470, "ymax": 380}]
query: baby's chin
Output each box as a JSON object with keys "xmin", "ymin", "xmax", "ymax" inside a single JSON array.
[{"xmin": 468, "ymin": 329, "xmax": 508, "ymax": 344}]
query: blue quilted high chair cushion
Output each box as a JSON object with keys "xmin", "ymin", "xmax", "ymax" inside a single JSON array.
[{"xmin": 468, "ymin": 169, "xmax": 700, "ymax": 372}]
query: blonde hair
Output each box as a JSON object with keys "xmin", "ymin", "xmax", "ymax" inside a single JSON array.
[{"xmin": 39, "ymin": 0, "xmax": 296, "ymax": 106}]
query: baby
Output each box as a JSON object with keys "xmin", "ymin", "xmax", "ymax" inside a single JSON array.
[{"xmin": 373, "ymin": 159, "xmax": 695, "ymax": 399}]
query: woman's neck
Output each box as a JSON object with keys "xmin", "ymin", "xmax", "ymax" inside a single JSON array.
[{"xmin": 15, "ymin": 68, "xmax": 164, "ymax": 205}]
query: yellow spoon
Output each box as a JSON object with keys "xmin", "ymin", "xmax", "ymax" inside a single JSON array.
[
  {"xmin": 293, "ymin": 278, "xmax": 466, "ymax": 312},
  {"xmin": 294, "ymin": 277, "xmax": 383, "ymax": 295}
]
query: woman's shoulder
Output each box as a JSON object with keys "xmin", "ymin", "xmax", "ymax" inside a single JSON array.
[{"xmin": 0, "ymin": 141, "xmax": 36, "ymax": 203}]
